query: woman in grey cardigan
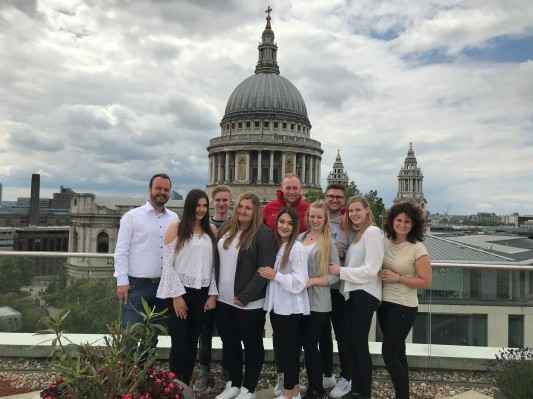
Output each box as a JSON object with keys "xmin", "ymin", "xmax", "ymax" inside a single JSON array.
[{"xmin": 299, "ymin": 201, "xmax": 340, "ymax": 399}]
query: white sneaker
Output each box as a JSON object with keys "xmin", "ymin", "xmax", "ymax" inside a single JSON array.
[
  {"xmin": 274, "ymin": 373, "xmax": 284, "ymax": 397},
  {"xmin": 216, "ymin": 381, "xmax": 241, "ymax": 399},
  {"xmin": 235, "ymin": 386, "xmax": 256, "ymax": 399},
  {"xmin": 298, "ymin": 384, "xmax": 307, "ymax": 394},
  {"xmin": 323, "ymin": 375, "xmax": 336, "ymax": 389},
  {"xmin": 329, "ymin": 377, "xmax": 350, "ymax": 399}
]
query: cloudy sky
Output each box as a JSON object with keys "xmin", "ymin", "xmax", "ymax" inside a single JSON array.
[{"xmin": 1, "ymin": 0, "xmax": 532, "ymax": 216}]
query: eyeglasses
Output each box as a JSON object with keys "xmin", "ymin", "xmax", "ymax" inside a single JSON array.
[{"xmin": 325, "ymin": 194, "xmax": 345, "ymax": 201}]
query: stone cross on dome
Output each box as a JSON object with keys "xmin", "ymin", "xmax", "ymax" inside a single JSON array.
[{"xmin": 265, "ymin": 6, "xmax": 272, "ymax": 17}]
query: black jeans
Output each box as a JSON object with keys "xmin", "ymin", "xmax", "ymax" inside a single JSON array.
[
  {"xmin": 271, "ymin": 312, "xmax": 303, "ymax": 390},
  {"xmin": 330, "ymin": 288, "xmax": 351, "ymax": 380},
  {"xmin": 167, "ymin": 286, "xmax": 209, "ymax": 384},
  {"xmin": 345, "ymin": 290, "xmax": 380, "ymax": 398},
  {"xmin": 318, "ymin": 314, "xmax": 333, "ymax": 378},
  {"xmin": 215, "ymin": 301, "xmax": 266, "ymax": 392},
  {"xmin": 197, "ymin": 310, "xmax": 230, "ymax": 372},
  {"xmin": 377, "ymin": 301, "xmax": 418, "ymax": 399},
  {"xmin": 302, "ymin": 311, "xmax": 331, "ymax": 394}
]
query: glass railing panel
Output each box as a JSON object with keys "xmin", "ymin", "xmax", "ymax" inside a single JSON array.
[{"xmin": 0, "ymin": 252, "xmax": 120, "ymax": 334}]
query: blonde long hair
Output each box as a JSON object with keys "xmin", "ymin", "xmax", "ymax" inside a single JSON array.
[
  {"xmin": 219, "ymin": 192, "xmax": 262, "ymax": 252},
  {"xmin": 343, "ymin": 196, "xmax": 376, "ymax": 244},
  {"xmin": 305, "ymin": 201, "xmax": 332, "ymax": 277}
]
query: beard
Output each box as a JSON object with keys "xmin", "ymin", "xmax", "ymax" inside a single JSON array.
[{"xmin": 150, "ymin": 192, "xmax": 169, "ymax": 207}]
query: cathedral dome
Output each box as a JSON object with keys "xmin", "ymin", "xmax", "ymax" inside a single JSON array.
[{"xmin": 222, "ymin": 73, "xmax": 309, "ymax": 124}]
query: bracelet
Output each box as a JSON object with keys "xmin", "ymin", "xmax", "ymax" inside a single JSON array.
[{"xmin": 397, "ymin": 275, "xmax": 403, "ymax": 283}]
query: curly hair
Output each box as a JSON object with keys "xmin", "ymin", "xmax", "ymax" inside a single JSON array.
[{"xmin": 384, "ymin": 201, "xmax": 426, "ymax": 243}]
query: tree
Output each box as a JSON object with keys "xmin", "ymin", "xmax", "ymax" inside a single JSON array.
[
  {"xmin": 365, "ymin": 189, "xmax": 386, "ymax": 228},
  {"xmin": 344, "ymin": 181, "xmax": 362, "ymax": 198},
  {"xmin": 0, "ymin": 257, "xmax": 35, "ymax": 294},
  {"xmin": 303, "ymin": 189, "xmax": 323, "ymax": 202}
]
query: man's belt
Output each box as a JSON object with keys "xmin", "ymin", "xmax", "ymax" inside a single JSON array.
[{"xmin": 128, "ymin": 275, "xmax": 161, "ymax": 285}]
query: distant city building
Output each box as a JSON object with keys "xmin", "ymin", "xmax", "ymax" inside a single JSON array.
[
  {"xmin": 206, "ymin": 8, "xmax": 323, "ymax": 201},
  {"xmin": 326, "ymin": 149, "xmax": 349, "ymax": 186},
  {"xmin": 13, "ymin": 226, "xmax": 69, "ymax": 275},
  {"xmin": 393, "ymin": 142, "xmax": 428, "ymax": 212},
  {"xmin": 170, "ymin": 190, "xmax": 183, "ymax": 200},
  {"xmin": 0, "ymin": 306, "xmax": 22, "ymax": 331},
  {"xmin": 66, "ymin": 194, "xmax": 184, "ymax": 279}
]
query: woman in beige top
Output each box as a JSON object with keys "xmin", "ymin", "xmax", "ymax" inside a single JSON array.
[{"xmin": 378, "ymin": 202, "xmax": 432, "ymax": 399}]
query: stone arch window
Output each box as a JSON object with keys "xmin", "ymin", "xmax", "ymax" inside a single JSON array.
[{"xmin": 97, "ymin": 231, "xmax": 110, "ymax": 253}]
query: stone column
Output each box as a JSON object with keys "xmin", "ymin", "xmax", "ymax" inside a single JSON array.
[
  {"xmin": 309, "ymin": 155, "xmax": 314, "ymax": 186},
  {"xmin": 281, "ymin": 152, "xmax": 286, "ymax": 179},
  {"xmin": 301, "ymin": 154, "xmax": 306, "ymax": 184},
  {"xmin": 234, "ymin": 152, "xmax": 239, "ymax": 182},
  {"xmin": 225, "ymin": 152, "xmax": 230, "ymax": 183},
  {"xmin": 269, "ymin": 151, "xmax": 274, "ymax": 184},
  {"xmin": 216, "ymin": 153, "xmax": 222, "ymax": 183},
  {"xmin": 257, "ymin": 150, "xmax": 262, "ymax": 183},
  {"xmin": 245, "ymin": 151, "xmax": 250, "ymax": 183},
  {"xmin": 316, "ymin": 157, "xmax": 321, "ymax": 187}
]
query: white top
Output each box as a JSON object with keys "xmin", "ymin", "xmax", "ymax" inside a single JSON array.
[
  {"xmin": 114, "ymin": 201, "xmax": 179, "ymax": 286},
  {"xmin": 217, "ymin": 232, "xmax": 264, "ymax": 309},
  {"xmin": 382, "ymin": 238, "xmax": 428, "ymax": 307},
  {"xmin": 263, "ymin": 241, "xmax": 310, "ymax": 315},
  {"xmin": 340, "ymin": 225, "xmax": 384, "ymax": 301},
  {"xmin": 157, "ymin": 234, "xmax": 218, "ymax": 298}
]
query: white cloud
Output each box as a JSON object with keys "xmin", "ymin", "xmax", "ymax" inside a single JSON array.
[{"xmin": 0, "ymin": 0, "xmax": 531, "ymax": 215}]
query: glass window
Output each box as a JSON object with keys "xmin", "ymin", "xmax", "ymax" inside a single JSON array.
[
  {"xmin": 246, "ymin": 121, "xmax": 251, "ymax": 128},
  {"xmin": 255, "ymin": 121, "xmax": 260, "ymax": 128},
  {"xmin": 238, "ymin": 122, "xmax": 242, "ymax": 128},
  {"xmin": 291, "ymin": 123, "xmax": 295, "ymax": 130},
  {"xmin": 274, "ymin": 122, "xmax": 279, "ymax": 128},
  {"xmin": 264, "ymin": 121, "xmax": 269, "ymax": 128},
  {"xmin": 413, "ymin": 313, "xmax": 487, "ymax": 346},
  {"xmin": 508, "ymin": 315, "xmax": 524, "ymax": 347},
  {"xmin": 283, "ymin": 123, "xmax": 287, "ymax": 129}
]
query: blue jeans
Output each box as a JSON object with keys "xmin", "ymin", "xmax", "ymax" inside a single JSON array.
[{"xmin": 121, "ymin": 277, "xmax": 168, "ymax": 351}]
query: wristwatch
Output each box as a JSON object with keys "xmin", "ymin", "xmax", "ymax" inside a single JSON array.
[{"xmin": 397, "ymin": 275, "xmax": 403, "ymax": 283}]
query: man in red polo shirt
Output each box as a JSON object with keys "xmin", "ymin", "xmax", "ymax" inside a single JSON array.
[{"xmin": 262, "ymin": 173, "xmax": 310, "ymax": 234}]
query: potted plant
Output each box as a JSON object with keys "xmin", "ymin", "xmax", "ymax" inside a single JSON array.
[
  {"xmin": 35, "ymin": 299, "xmax": 188, "ymax": 399},
  {"xmin": 486, "ymin": 347, "xmax": 533, "ymax": 399}
]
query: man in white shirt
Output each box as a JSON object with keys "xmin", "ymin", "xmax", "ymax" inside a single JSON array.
[{"xmin": 114, "ymin": 173, "xmax": 179, "ymax": 346}]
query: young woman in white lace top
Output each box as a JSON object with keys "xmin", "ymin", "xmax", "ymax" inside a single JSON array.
[{"xmin": 157, "ymin": 189, "xmax": 218, "ymax": 385}]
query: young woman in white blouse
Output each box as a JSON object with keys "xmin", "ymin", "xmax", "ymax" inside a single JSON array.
[
  {"xmin": 329, "ymin": 196, "xmax": 384, "ymax": 399},
  {"xmin": 259, "ymin": 207, "xmax": 309, "ymax": 399},
  {"xmin": 157, "ymin": 189, "xmax": 218, "ymax": 385},
  {"xmin": 299, "ymin": 201, "xmax": 340, "ymax": 399}
]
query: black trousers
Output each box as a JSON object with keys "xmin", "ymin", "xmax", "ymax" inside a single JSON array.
[
  {"xmin": 345, "ymin": 290, "xmax": 380, "ymax": 398},
  {"xmin": 197, "ymin": 309, "xmax": 230, "ymax": 372},
  {"xmin": 377, "ymin": 301, "xmax": 417, "ymax": 399},
  {"xmin": 167, "ymin": 286, "xmax": 209, "ymax": 384},
  {"xmin": 302, "ymin": 311, "xmax": 331, "ymax": 394},
  {"xmin": 215, "ymin": 301, "xmax": 266, "ymax": 392},
  {"xmin": 270, "ymin": 312, "xmax": 303, "ymax": 390},
  {"xmin": 318, "ymin": 313, "xmax": 333, "ymax": 378},
  {"xmin": 330, "ymin": 288, "xmax": 351, "ymax": 380}
]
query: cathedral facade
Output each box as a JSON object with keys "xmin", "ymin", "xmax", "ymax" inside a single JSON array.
[{"xmin": 206, "ymin": 9, "xmax": 323, "ymax": 201}]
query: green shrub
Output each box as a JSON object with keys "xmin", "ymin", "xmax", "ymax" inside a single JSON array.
[{"xmin": 487, "ymin": 347, "xmax": 533, "ymax": 399}]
